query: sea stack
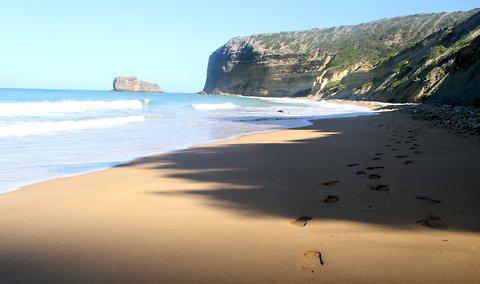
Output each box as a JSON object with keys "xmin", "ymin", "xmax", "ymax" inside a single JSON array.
[{"xmin": 113, "ymin": 76, "xmax": 163, "ymax": 93}]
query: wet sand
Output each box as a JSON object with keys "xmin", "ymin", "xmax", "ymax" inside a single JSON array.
[{"xmin": 1, "ymin": 110, "xmax": 479, "ymax": 282}]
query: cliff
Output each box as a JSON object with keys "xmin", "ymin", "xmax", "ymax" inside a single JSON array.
[
  {"xmin": 334, "ymin": 11, "xmax": 480, "ymax": 106},
  {"xmin": 203, "ymin": 9, "xmax": 480, "ymax": 105},
  {"xmin": 113, "ymin": 76, "xmax": 162, "ymax": 93}
]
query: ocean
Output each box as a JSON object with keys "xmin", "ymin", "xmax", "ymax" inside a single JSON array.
[{"xmin": 0, "ymin": 88, "xmax": 373, "ymax": 193}]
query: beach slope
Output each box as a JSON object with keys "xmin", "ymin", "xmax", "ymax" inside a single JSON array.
[{"xmin": 1, "ymin": 111, "xmax": 479, "ymax": 282}]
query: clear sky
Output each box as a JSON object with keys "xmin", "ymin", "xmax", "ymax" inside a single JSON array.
[{"xmin": 0, "ymin": 0, "xmax": 478, "ymax": 92}]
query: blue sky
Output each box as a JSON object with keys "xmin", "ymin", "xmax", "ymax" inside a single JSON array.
[{"xmin": 0, "ymin": 0, "xmax": 478, "ymax": 92}]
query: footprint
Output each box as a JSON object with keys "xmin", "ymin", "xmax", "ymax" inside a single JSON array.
[
  {"xmin": 409, "ymin": 147, "xmax": 417, "ymax": 150},
  {"xmin": 391, "ymin": 148, "xmax": 398, "ymax": 151},
  {"xmin": 300, "ymin": 250, "xmax": 324, "ymax": 270},
  {"xmin": 417, "ymin": 215, "xmax": 445, "ymax": 229},
  {"xmin": 324, "ymin": 195, "xmax": 339, "ymax": 203},
  {"xmin": 366, "ymin": 184, "xmax": 390, "ymax": 192},
  {"xmin": 341, "ymin": 185, "xmax": 391, "ymax": 212},
  {"xmin": 394, "ymin": 155, "xmax": 409, "ymax": 158},
  {"xmin": 404, "ymin": 160, "xmax": 414, "ymax": 165},
  {"xmin": 356, "ymin": 171, "xmax": 367, "ymax": 176},
  {"xmin": 375, "ymin": 153, "xmax": 384, "ymax": 156},
  {"xmin": 368, "ymin": 174, "xmax": 381, "ymax": 180},
  {"xmin": 385, "ymin": 144, "xmax": 392, "ymax": 147},
  {"xmin": 371, "ymin": 157, "xmax": 381, "ymax": 161},
  {"xmin": 366, "ymin": 166, "xmax": 385, "ymax": 170},
  {"xmin": 356, "ymin": 203, "xmax": 386, "ymax": 212},
  {"xmin": 291, "ymin": 216, "xmax": 313, "ymax": 227},
  {"xmin": 347, "ymin": 163, "xmax": 360, "ymax": 167},
  {"xmin": 323, "ymin": 180, "xmax": 339, "ymax": 186},
  {"xmin": 415, "ymin": 195, "xmax": 442, "ymax": 204}
]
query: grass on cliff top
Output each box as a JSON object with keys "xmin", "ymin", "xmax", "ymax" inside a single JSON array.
[{"xmin": 245, "ymin": 10, "xmax": 477, "ymax": 70}]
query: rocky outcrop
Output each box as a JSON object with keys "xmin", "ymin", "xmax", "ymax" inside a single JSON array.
[
  {"xmin": 113, "ymin": 76, "xmax": 162, "ymax": 93},
  {"xmin": 401, "ymin": 104, "xmax": 480, "ymax": 134},
  {"xmin": 203, "ymin": 9, "xmax": 480, "ymax": 105}
]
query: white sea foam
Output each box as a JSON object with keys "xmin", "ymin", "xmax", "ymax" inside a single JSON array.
[
  {"xmin": 253, "ymin": 97, "xmax": 318, "ymax": 105},
  {"xmin": 0, "ymin": 89, "xmax": 377, "ymax": 193},
  {"xmin": 252, "ymin": 97, "xmax": 372, "ymax": 112},
  {"xmin": 0, "ymin": 116, "xmax": 146, "ymax": 138},
  {"xmin": 192, "ymin": 102, "xmax": 237, "ymax": 111},
  {"xmin": 0, "ymin": 100, "xmax": 148, "ymax": 116}
]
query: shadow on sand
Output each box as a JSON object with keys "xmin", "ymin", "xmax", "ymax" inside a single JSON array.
[{"xmin": 123, "ymin": 110, "xmax": 480, "ymax": 232}]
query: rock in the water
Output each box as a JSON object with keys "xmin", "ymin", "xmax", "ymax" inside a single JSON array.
[{"xmin": 113, "ymin": 76, "xmax": 162, "ymax": 93}]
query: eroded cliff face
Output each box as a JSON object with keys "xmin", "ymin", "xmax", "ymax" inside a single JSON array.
[
  {"xmin": 204, "ymin": 40, "xmax": 335, "ymax": 97},
  {"xmin": 113, "ymin": 76, "xmax": 162, "ymax": 93},
  {"xmin": 203, "ymin": 9, "xmax": 480, "ymax": 105},
  {"xmin": 330, "ymin": 11, "xmax": 480, "ymax": 106}
]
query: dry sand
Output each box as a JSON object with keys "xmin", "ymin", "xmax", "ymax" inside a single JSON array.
[{"xmin": 1, "ymin": 110, "xmax": 480, "ymax": 283}]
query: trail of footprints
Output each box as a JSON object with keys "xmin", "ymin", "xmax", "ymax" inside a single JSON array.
[{"xmin": 294, "ymin": 124, "xmax": 448, "ymax": 275}]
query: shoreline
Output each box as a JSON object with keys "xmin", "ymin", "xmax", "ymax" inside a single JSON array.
[
  {"xmin": 4, "ymin": 99, "xmax": 379, "ymax": 194},
  {"xmin": 1, "ymin": 105, "xmax": 479, "ymax": 282}
]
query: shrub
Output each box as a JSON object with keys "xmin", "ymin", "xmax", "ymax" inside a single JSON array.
[
  {"xmin": 324, "ymin": 81, "xmax": 345, "ymax": 93},
  {"xmin": 392, "ymin": 77, "xmax": 408, "ymax": 88},
  {"xmin": 393, "ymin": 60, "xmax": 409, "ymax": 73},
  {"xmin": 362, "ymin": 81, "xmax": 373, "ymax": 90},
  {"xmin": 428, "ymin": 45, "xmax": 448, "ymax": 59}
]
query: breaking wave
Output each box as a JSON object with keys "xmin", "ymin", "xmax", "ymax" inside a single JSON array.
[
  {"xmin": 0, "ymin": 100, "xmax": 149, "ymax": 116},
  {"xmin": 0, "ymin": 116, "xmax": 146, "ymax": 138},
  {"xmin": 191, "ymin": 102, "xmax": 237, "ymax": 111}
]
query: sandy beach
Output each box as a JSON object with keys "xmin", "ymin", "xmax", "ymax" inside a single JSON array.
[{"xmin": 1, "ymin": 109, "xmax": 480, "ymax": 283}]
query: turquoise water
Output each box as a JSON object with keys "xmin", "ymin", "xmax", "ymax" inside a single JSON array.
[{"xmin": 0, "ymin": 88, "xmax": 373, "ymax": 192}]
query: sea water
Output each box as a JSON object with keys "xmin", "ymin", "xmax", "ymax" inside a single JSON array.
[{"xmin": 0, "ymin": 88, "xmax": 373, "ymax": 193}]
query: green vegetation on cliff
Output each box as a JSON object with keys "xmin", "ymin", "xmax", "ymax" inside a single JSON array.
[
  {"xmin": 324, "ymin": 81, "xmax": 345, "ymax": 93},
  {"xmin": 347, "ymin": 10, "xmax": 480, "ymax": 105},
  {"xmin": 428, "ymin": 45, "xmax": 448, "ymax": 59},
  {"xmin": 204, "ymin": 8, "xmax": 480, "ymax": 105}
]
